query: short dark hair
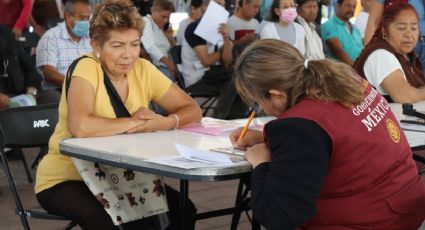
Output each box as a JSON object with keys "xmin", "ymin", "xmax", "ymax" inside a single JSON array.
[
  {"xmin": 190, "ymin": 0, "xmax": 204, "ymax": 8},
  {"xmin": 151, "ymin": 0, "xmax": 175, "ymax": 12},
  {"xmin": 336, "ymin": 0, "xmax": 345, "ymax": 5},
  {"xmin": 239, "ymin": 0, "xmax": 254, "ymax": 7},
  {"xmin": 63, "ymin": 0, "xmax": 90, "ymax": 13},
  {"xmin": 295, "ymin": 0, "xmax": 317, "ymax": 8}
]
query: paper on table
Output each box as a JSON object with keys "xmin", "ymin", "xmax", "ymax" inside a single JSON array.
[
  {"xmin": 175, "ymin": 143, "xmax": 233, "ymax": 164},
  {"xmin": 147, "ymin": 156, "xmax": 221, "ymax": 169},
  {"xmin": 400, "ymin": 122, "xmax": 425, "ymax": 132},
  {"xmin": 181, "ymin": 117, "xmax": 239, "ymax": 136},
  {"xmin": 145, "ymin": 144, "xmax": 245, "ymax": 169},
  {"xmin": 194, "ymin": 1, "xmax": 229, "ymax": 44},
  {"xmin": 210, "ymin": 146, "xmax": 246, "ymax": 156}
]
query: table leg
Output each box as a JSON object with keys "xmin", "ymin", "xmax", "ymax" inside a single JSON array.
[
  {"xmin": 230, "ymin": 178, "xmax": 245, "ymax": 230},
  {"xmin": 179, "ymin": 180, "xmax": 189, "ymax": 230}
]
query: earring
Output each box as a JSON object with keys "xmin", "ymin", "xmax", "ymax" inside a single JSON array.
[{"xmin": 96, "ymin": 52, "xmax": 100, "ymax": 59}]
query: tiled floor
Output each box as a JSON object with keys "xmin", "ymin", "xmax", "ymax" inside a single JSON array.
[{"xmin": 0, "ymin": 148, "xmax": 253, "ymax": 230}]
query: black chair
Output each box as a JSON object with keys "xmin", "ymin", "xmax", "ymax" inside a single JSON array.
[
  {"xmin": 169, "ymin": 45, "xmax": 219, "ymax": 116},
  {"xmin": 0, "ymin": 104, "xmax": 76, "ymax": 230}
]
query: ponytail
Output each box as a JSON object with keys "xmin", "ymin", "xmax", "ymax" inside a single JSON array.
[{"xmin": 234, "ymin": 40, "xmax": 365, "ymax": 109}]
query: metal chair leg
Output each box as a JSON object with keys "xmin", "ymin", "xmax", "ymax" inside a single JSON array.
[
  {"xmin": 17, "ymin": 149, "xmax": 33, "ymax": 183},
  {"xmin": 0, "ymin": 149, "xmax": 30, "ymax": 230}
]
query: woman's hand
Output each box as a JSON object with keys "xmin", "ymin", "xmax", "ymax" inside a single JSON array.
[
  {"xmin": 230, "ymin": 128, "xmax": 264, "ymax": 150},
  {"xmin": 126, "ymin": 107, "xmax": 176, "ymax": 133},
  {"xmin": 244, "ymin": 143, "xmax": 271, "ymax": 168}
]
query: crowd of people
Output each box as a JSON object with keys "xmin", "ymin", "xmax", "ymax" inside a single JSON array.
[{"xmin": 1, "ymin": 0, "xmax": 425, "ymax": 229}]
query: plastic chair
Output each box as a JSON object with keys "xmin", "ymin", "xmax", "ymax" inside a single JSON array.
[
  {"xmin": 169, "ymin": 45, "xmax": 219, "ymax": 116},
  {"xmin": 0, "ymin": 104, "xmax": 76, "ymax": 230}
]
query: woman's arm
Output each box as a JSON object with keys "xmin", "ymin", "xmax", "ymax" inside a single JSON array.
[
  {"xmin": 218, "ymin": 23, "xmax": 234, "ymax": 68},
  {"xmin": 381, "ymin": 70, "xmax": 425, "ymax": 103},
  {"xmin": 250, "ymin": 118, "xmax": 331, "ymax": 229},
  {"xmin": 67, "ymin": 76, "xmax": 144, "ymax": 137},
  {"xmin": 127, "ymin": 84, "xmax": 202, "ymax": 132},
  {"xmin": 364, "ymin": 0, "xmax": 384, "ymax": 45}
]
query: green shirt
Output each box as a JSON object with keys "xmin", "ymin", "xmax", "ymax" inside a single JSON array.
[{"xmin": 321, "ymin": 16, "xmax": 363, "ymax": 61}]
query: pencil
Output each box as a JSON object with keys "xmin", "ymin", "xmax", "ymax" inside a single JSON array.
[{"xmin": 237, "ymin": 110, "xmax": 256, "ymax": 143}]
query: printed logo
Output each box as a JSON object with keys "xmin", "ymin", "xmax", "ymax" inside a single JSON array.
[
  {"xmin": 33, "ymin": 119, "xmax": 49, "ymax": 128},
  {"xmin": 386, "ymin": 119, "xmax": 400, "ymax": 143}
]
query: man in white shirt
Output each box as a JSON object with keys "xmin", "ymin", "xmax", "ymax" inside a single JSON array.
[
  {"xmin": 141, "ymin": 0, "xmax": 177, "ymax": 80},
  {"xmin": 227, "ymin": 0, "xmax": 261, "ymax": 44},
  {"xmin": 36, "ymin": 0, "xmax": 91, "ymax": 90}
]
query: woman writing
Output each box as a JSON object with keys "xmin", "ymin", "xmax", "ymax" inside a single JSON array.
[
  {"xmin": 231, "ymin": 39, "xmax": 425, "ymax": 229},
  {"xmin": 354, "ymin": 3, "xmax": 425, "ymax": 103},
  {"xmin": 35, "ymin": 0, "xmax": 201, "ymax": 229}
]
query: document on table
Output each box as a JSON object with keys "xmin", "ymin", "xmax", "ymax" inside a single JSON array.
[
  {"xmin": 194, "ymin": 1, "xmax": 229, "ymax": 44},
  {"xmin": 210, "ymin": 147, "xmax": 246, "ymax": 156},
  {"xmin": 146, "ymin": 144, "xmax": 245, "ymax": 169},
  {"xmin": 399, "ymin": 119, "xmax": 425, "ymax": 132},
  {"xmin": 181, "ymin": 117, "xmax": 240, "ymax": 136},
  {"xmin": 400, "ymin": 123, "xmax": 425, "ymax": 132}
]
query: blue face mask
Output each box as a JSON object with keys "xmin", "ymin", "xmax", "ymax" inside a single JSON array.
[{"xmin": 71, "ymin": 20, "xmax": 89, "ymax": 37}]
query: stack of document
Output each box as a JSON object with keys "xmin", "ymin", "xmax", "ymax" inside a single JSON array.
[
  {"xmin": 146, "ymin": 144, "xmax": 245, "ymax": 169},
  {"xmin": 399, "ymin": 119, "xmax": 425, "ymax": 132}
]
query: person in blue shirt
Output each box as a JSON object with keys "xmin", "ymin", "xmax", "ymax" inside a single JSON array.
[
  {"xmin": 321, "ymin": 0, "xmax": 363, "ymax": 65},
  {"xmin": 364, "ymin": 0, "xmax": 425, "ymax": 74}
]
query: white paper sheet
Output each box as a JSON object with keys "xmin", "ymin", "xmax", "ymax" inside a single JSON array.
[
  {"xmin": 147, "ymin": 156, "xmax": 221, "ymax": 169},
  {"xmin": 194, "ymin": 1, "xmax": 229, "ymax": 44},
  {"xmin": 8, "ymin": 94, "xmax": 36, "ymax": 108},
  {"xmin": 175, "ymin": 143, "xmax": 233, "ymax": 164},
  {"xmin": 145, "ymin": 144, "xmax": 246, "ymax": 169}
]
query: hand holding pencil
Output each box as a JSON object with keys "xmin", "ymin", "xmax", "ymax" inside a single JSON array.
[{"xmin": 229, "ymin": 111, "xmax": 264, "ymax": 149}]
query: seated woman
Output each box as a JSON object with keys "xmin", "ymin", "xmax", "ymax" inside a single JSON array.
[
  {"xmin": 231, "ymin": 39, "xmax": 425, "ymax": 229},
  {"xmin": 295, "ymin": 0, "xmax": 325, "ymax": 60},
  {"xmin": 354, "ymin": 3, "xmax": 425, "ymax": 103},
  {"xmin": 141, "ymin": 0, "xmax": 177, "ymax": 81},
  {"xmin": 259, "ymin": 0, "xmax": 306, "ymax": 55},
  {"xmin": 35, "ymin": 1, "xmax": 202, "ymax": 229}
]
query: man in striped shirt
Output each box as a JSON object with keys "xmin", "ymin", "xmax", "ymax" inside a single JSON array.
[{"xmin": 36, "ymin": 0, "xmax": 91, "ymax": 90}]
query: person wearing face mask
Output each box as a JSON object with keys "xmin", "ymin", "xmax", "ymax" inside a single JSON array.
[
  {"xmin": 321, "ymin": 0, "xmax": 363, "ymax": 65},
  {"xmin": 259, "ymin": 0, "xmax": 306, "ymax": 55},
  {"xmin": 36, "ymin": 0, "xmax": 92, "ymax": 91}
]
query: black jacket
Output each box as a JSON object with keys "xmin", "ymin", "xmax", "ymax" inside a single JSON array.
[{"xmin": 0, "ymin": 25, "xmax": 42, "ymax": 95}]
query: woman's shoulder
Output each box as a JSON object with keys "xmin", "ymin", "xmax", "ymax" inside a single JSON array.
[
  {"xmin": 259, "ymin": 22, "xmax": 276, "ymax": 37},
  {"xmin": 76, "ymin": 54, "xmax": 100, "ymax": 67},
  {"xmin": 293, "ymin": 22, "xmax": 305, "ymax": 36},
  {"xmin": 367, "ymin": 49, "xmax": 399, "ymax": 64}
]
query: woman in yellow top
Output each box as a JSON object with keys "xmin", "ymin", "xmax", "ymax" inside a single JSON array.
[{"xmin": 34, "ymin": 0, "xmax": 202, "ymax": 229}]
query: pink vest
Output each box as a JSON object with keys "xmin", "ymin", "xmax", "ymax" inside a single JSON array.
[{"xmin": 280, "ymin": 86, "xmax": 425, "ymax": 229}]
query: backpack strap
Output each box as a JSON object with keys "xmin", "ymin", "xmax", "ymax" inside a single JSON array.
[{"xmin": 65, "ymin": 56, "xmax": 131, "ymax": 118}]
